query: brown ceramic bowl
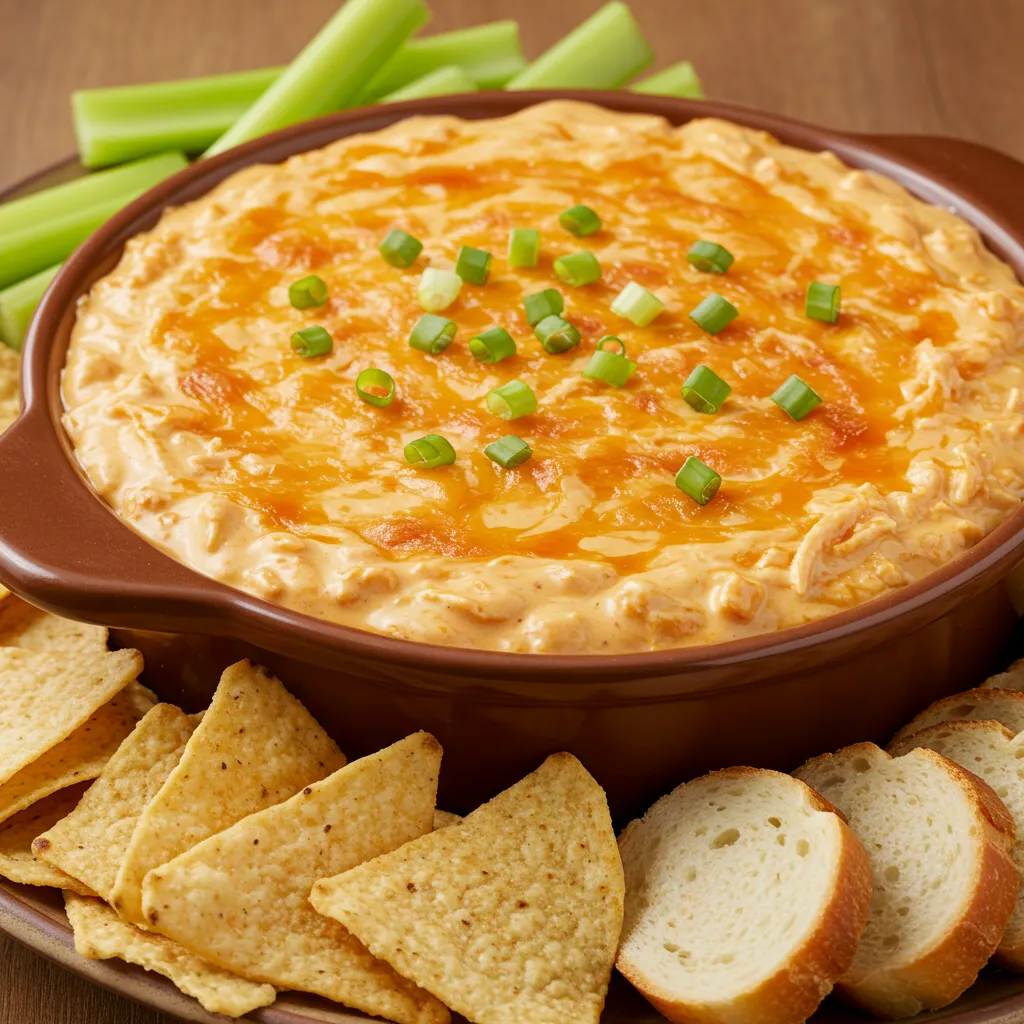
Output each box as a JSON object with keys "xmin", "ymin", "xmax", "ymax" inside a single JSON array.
[{"xmin": 2, "ymin": 91, "xmax": 1024, "ymax": 821}]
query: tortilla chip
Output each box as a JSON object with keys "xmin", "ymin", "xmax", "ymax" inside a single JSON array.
[
  {"xmin": 0, "ymin": 681, "xmax": 155, "ymax": 825},
  {"xmin": 0, "ymin": 343, "xmax": 19, "ymax": 434},
  {"xmin": 64, "ymin": 892, "xmax": 276, "ymax": 1018},
  {"xmin": 310, "ymin": 752, "xmax": 624, "ymax": 1024},
  {"xmin": 0, "ymin": 646, "xmax": 142, "ymax": 786},
  {"xmin": 33, "ymin": 704, "xmax": 195, "ymax": 900},
  {"xmin": 0, "ymin": 784, "xmax": 96, "ymax": 894},
  {"xmin": 0, "ymin": 596, "xmax": 109, "ymax": 660},
  {"xmin": 111, "ymin": 659, "xmax": 345, "ymax": 925},
  {"xmin": 142, "ymin": 732, "xmax": 447, "ymax": 1024},
  {"xmin": 433, "ymin": 809, "xmax": 461, "ymax": 829}
]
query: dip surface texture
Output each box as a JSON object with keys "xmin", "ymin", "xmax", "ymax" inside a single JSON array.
[{"xmin": 62, "ymin": 102, "xmax": 1024, "ymax": 654}]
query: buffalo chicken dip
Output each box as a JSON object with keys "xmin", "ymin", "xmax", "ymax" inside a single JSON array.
[{"xmin": 62, "ymin": 102, "xmax": 1024, "ymax": 653}]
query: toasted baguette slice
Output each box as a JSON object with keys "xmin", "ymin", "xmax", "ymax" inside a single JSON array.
[
  {"xmin": 616, "ymin": 768, "xmax": 872, "ymax": 1024},
  {"xmin": 889, "ymin": 720, "xmax": 1024, "ymax": 970},
  {"xmin": 889, "ymin": 689, "xmax": 1024, "ymax": 749},
  {"xmin": 983, "ymin": 659, "xmax": 1024, "ymax": 691},
  {"xmin": 795, "ymin": 743, "xmax": 1017, "ymax": 1018}
]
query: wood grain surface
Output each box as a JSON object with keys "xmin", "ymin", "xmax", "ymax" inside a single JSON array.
[{"xmin": 2, "ymin": 0, "xmax": 1024, "ymax": 1021}]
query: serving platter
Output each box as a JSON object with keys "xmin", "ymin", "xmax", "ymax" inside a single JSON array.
[{"xmin": 4, "ymin": 145, "xmax": 1024, "ymax": 1024}]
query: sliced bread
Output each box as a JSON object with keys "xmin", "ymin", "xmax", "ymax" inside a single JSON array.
[
  {"xmin": 983, "ymin": 659, "xmax": 1024, "ymax": 691},
  {"xmin": 889, "ymin": 688, "xmax": 1024, "ymax": 750},
  {"xmin": 795, "ymin": 743, "xmax": 1018, "ymax": 1018},
  {"xmin": 615, "ymin": 767, "xmax": 872, "ymax": 1024},
  {"xmin": 889, "ymin": 720, "xmax": 1024, "ymax": 969}
]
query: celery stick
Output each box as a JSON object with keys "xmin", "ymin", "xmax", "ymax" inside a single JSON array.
[
  {"xmin": 206, "ymin": 0, "xmax": 429, "ymax": 157},
  {"xmin": 506, "ymin": 2, "xmax": 653, "ymax": 90},
  {"xmin": 73, "ymin": 68, "xmax": 282, "ymax": 168},
  {"xmin": 382, "ymin": 66, "xmax": 478, "ymax": 103},
  {"xmin": 631, "ymin": 61, "xmax": 704, "ymax": 99},
  {"xmin": 357, "ymin": 20, "xmax": 525, "ymax": 101},
  {"xmin": 0, "ymin": 264, "xmax": 61, "ymax": 351},
  {"xmin": 0, "ymin": 151, "xmax": 188, "ymax": 290}
]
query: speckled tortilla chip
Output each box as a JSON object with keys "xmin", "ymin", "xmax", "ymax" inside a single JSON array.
[
  {"xmin": 433, "ymin": 809, "xmax": 461, "ymax": 829},
  {"xmin": 33, "ymin": 704, "xmax": 195, "ymax": 900},
  {"xmin": 311, "ymin": 752, "xmax": 625, "ymax": 1024},
  {"xmin": 142, "ymin": 732, "xmax": 447, "ymax": 1024},
  {"xmin": 0, "ymin": 646, "xmax": 142, "ymax": 786},
  {"xmin": 0, "ymin": 344, "xmax": 19, "ymax": 434},
  {"xmin": 0, "ymin": 681, "xmax": 154, "ymax": 825},
  {"xmin": 111, "ymin": 659, "xmax": 345, "ymax": 925},
  {"xmin": 64, "ymin": 892, "xmax": 276, "ymax": 1018},
  {"xmin": 0, "ymin": 596, "xmax": 109, "ymax": 659},
  {"xmin": 0, "ymin": 784, "xmax": 96, "ymax": 894}
]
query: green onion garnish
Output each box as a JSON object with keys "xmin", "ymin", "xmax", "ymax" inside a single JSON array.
[
  {"xmin": 290, "ymin": 325, "xmax": 333, "ymax": 358},
  {"xmin": 611, "ymin": 281, "xmax": 664, "ymax": 326},
  {"xmin": 355, "ymin": 368, "xmax": 396, "ymax": 407},
  {"xmin": 688, "ymin": 293, "xmax": 738, "ymax": 334},
  {"xmin": 553, "ymin": 250, "xmax": 602, "ymax": 287},
  {"xmin": 559, "ymin": 204, "xmax": 601, "ymax": 237},
  {"xmin": 582, "ymin": 336, "xmax": 637, "ymax": 387},
  {"xmin": 409, "ymin": 313, "xmax": 457, "ymax": 354},
  {"xmin": 417, "ymin": 267, "xmax": 462, "ymax": 312},
  {"xmin": 534, "ymin": 314, "xmax": 581, "ymax": 354},
  {"xmin": 523, "ymin": 288, "xmax": 564, "ymax": 326},
  {"xmin": 771, "ymin": 375, "xmax": 822, "ymax": 420},
  {"xmin": 675, "ymin": 456, "xmax": 721, "ymax": 505},
  {"xmin": 806, "ymin": 281, "xmax": 841, "ymax": 324},
  {"xmin": 508, "ymin": 228, "xmax": 540, "ymax": 268},
  {"xmin": 379, "ymin": 229, "xmax": 423, "ymax": 268},
  {"xmin": 681, "ymin": 365, "xmax": 731, "ymax": 414},
  {"xmin": 486, "ymin": 379, "xmax": 538, "ymax": 420},
  {"xmin": 455, "ymin": 245, "xmax": 492, "ymax": 285},
  {"xmin": 687, "ymin": 240, "xmax": 734, "ymax": 275},
  {"xmin": 469, "ymin": 327, "xmax": 517, "ymax": 364},
  {"xmin": 404, "ymin": 434, "xmax": 457, "ymax": 469},
  {"xmin": 484, "ymin": 435, "xmax": 532, "ymax": 468},
  {"xmin": 288, "ymin": 274, "xmax": 328, "ymax": 309}
]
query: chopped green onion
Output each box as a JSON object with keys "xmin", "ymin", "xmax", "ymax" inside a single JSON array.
[
  {"xmin": 675, "ymin": 456, "xmax": 721, "ymax": 505},
  {"xmin": 355, "ymin": 368, "xmax": 396, "ymax": 408},
  {"xmin": 507, "ymin": 228, "xmax": 540, "ymax": 268},
  {"xmin": 687, "ymin": 241, "xmax": 734, "ymax": 275},
  {"xmin": 205, "ymin": 0, "xmax": 429, "ymax": 156},
  {"xmin": 559, "ymin": 205, "xmax": 601, "ymax": 237},
  {"xmin": 772, "ymin": 375, "xmax": 822, "ymax": 420},
  {"xmin": 455, "ymin": 246, "xmax": 492, "ymax": 285},
  {"xmin": 409, "ymin": 313, "xmax": 457, "ymax": 355},
  {"xmin": 806, "ymin": 281, "xmax": 841, "ymax": 324},
  {"xmin": 290, "ymin": 325, "xmax": 333, "ymax": 358},
  {"xmin": 485, "ymin": 435, "xmax": 533, "ymax": 468},
  {"xmin": 689, "ymin": 293, "xmax": 738, "ymax": 334},
  {"xmin": 288, "ymin": 274, "xmax": 328, "ymax": 309},
  {"xmin": 469, "ymin": 327, "xmax": 517, "ymax": 364},
  {"xmin": 534, "ymin": 315, "xmax": 581, "ymax": 355},
  {"xmin": 404, "ymin": 434, "xmax": 457, "ymax": 469},
  {"xmin": 611, "ymin": 282, "xmax": 664, "ymax": 327},
  {"xmin": 0, "ymin": 263, "xmax": 60, "ymax": 351},
  {"xmin": 523, "ymin": 288, "xmax": 564, "ymax": 327},
  {"xmin": 417, "ymin": 268, "xmax": 462, "ymax": 312},
  {"xmin": 630, "ymin": 61, "xmax": 704, "ymax": 99},
  {"xmin": 486, "ymin": 380, "xmax": 538, "ymax": 420},
  {"xmin": 583, "ymin": 337, "xmax": 637, "ymax": 387},
  {"xmin": 381, "ymin": 65, "xmax": 477, "ymax": 102},
  {"xmin": 681, "ymin": 365, "xmax": 731, "ymax": 413},
  {"xmin": 379, "ymin": 229, "xmax": 423, "ymax": 268},
  {"xmin": 553, "ymin": 251, "xmax": 602, "ymax": 287}
]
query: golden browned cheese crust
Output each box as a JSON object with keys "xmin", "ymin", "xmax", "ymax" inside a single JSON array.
[{"xmin": 62, "ymin": 101, "xmax": 1024, "ymax": 654}]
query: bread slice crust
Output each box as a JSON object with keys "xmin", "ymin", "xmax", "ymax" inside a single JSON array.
[
  {"xmin": 616, "ymin": 767, "xmax": 873, "ymax": 1024},
  {"xmin": 889, "ymin": 688, "xmax": 1024, "ymax": 750}
]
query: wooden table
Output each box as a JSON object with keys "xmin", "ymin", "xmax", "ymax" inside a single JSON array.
[{"xmin": 2, "ymin": 0, "xmax": 1023, "ymax": 1020}]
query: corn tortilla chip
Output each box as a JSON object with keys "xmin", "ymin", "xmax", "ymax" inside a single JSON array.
[
  {"xmin": 311, "ymin": 752, "xmax": 624, "ymax": 1024},
  {"xmin": 0, "ymin": 784, "xmax": 96, "ymax": 894},
  {"xmin": 0, "ymin": 646, "xmax": 142, "ymax": 786},
  {"xmin": 64, "ymin": 892, "xmax": 276, "ymax": 1018},
  {"xmin": 33, "ymin": 704, "xmax": 195, "ymax": 900},
  {"xmin": 142, "ymin": 732, "xmax": 447, "ymax": 1024},
  {"xmin": 0, "ymin": 344, "xmax": 19, "ymax": 434},
  {"xmin": 0, "ymin": 681, "xmax": 155, "ymax": 825},
  {"xmin": 111, "ymin": 659, "xmax": 345, "ymax": 925},
  {"xmin": 0, "ymin": 596, "xmax": 109, "ymax": 660}
]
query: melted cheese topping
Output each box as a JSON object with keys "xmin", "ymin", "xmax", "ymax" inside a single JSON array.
[{"xmin": 62, "ymin": 102, "xmax": 1024, "ymax": 653}]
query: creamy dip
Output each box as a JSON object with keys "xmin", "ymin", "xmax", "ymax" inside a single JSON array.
[{"xmin": 62, "ymin": 101, "xmax": 1024, "ymax": 654}]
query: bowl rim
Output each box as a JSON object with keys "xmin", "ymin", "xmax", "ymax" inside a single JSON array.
[{"xmin": 6, "ymin": 88, "xmax": 1024, "ymax": 682}]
